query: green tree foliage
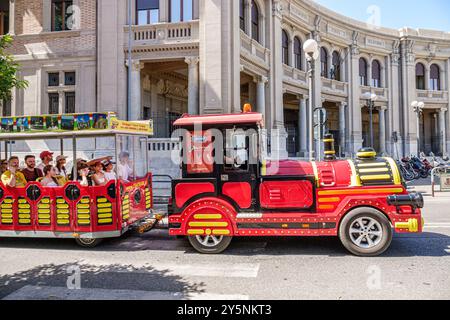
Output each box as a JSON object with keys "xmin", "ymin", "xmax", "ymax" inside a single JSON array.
[{"xmin": 0, "ymin": 34, "xmax": 28, "ymax": 101}]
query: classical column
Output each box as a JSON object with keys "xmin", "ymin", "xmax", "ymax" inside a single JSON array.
[
  {"xmin": 440, "ymin": 108, "xmax": 448, "ymax": 155},
  {"xmin": 186, "ymin": 57, "xmax": 200, "ymax": 115},
  {"xmin": 299, "ymin": 97, "xmax": 308, "ymax": 157},
  {"xmin": 130, "ymin": 60, "xmax": 143, "ymax": 121},
  {"xmin": 339, "ymin": 102, "xmax": 347, "ymax": 156},
  {"xmin": 379, "ymin": 106, "xmax": 387, "ymax": 155},
  {"xmin": 425, "ymin": 65, "xmax": 430, "ymax": 90},
  {"xmin": 256, "ymin": 76, "xmax": 267, "ymax": 118},
  {"xmin": 348, "ymin": 44, "xmax": 363, "ymax": 154},
  {"xmin": 269, "ymin": 0, "xmax": 288, "ymax": 159},
  {"xmin": 9, "ymin": 0, "xmax": 15, "ymax": 35}
]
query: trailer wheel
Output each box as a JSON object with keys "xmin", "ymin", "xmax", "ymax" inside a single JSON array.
[
  {"xmin": 339, "ymin": 207, "xmax": 392, "ymax": 257},
  {"xmin": 75, "ymin": 238, "xmax": 103, "ymax": 248},
  {"xmin": 188, "ymin": 235, "xmax": 232, "ymax": 254}
]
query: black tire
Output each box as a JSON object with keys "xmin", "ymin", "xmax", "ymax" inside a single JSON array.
[
  {"xmin": 188, "ymin": 235, "xmax": 232, "ymax": 254},
  {"xmin": 75, "ymin": 238, "xmax": 103, "ymax": 248},
  {"xmin": 339, "ymin": 207, "xmax": 393, "ymax": 257}
]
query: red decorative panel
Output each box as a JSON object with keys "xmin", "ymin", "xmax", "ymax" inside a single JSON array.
[
  {"xmin": 175, "ymin": 182, "xmax": 215, "ymax": 208},
  {"xmin": 222, "ymin": 182, "xmax": 252, "ymax": 209},
  {"xmin": 186, "ymin": 130, "xmax": 214, "ymax": 174},
  {"xmin": 259, "ymin": 180, "xmax": 314, "ymax": 209}
]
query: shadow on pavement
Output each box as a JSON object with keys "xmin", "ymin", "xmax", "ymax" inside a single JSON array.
[
  {"xmin": 0, "ymin": 262, "xmax": 204, "ymax": 300},
  {"xmin": 0, "ymin": 231, "xmax": 449, "ymax": 258}
]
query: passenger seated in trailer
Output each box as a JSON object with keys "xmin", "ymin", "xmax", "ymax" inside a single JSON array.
[
  {"xmin": 76, "ymin": 163, "xmax": 91, "ymax": 187},
  {"xmin": 55, "ymin": 155, "xmax": 69, "ymax": 180},
  {"xmin": 21, "ymin": 155, "xmax": 44, "ymax": 182},
  {"xmin": 91, "ymin": 161, "xmax": 107, "ymax": 186},
  {"xmin": 37, "ymin": 151, "xmax": 54, "ymax": 173},
  {"xmin": 1, "ymin": 156, "xmax": 27, "ymax": 188},
  {"xmin": 103, "ymin": 160, "xmax": 117, "ymax": 182},
  {"xmin": 0, "ymin": 159, "xmax": 8, "ymax": 175},
  {"xmin": 40, "ymin": 165, "xmax": 63, "ymax": 187},
  {"xmin": 117, "ymin": 152, "xmax": 133, "ymax": 183}
]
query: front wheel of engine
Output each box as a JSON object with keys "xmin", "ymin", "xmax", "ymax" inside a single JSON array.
[{"xmin": 339, "ymin": 207, "xmax": 393, "ymax": 257}]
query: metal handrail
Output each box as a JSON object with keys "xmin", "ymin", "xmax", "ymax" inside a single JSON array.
[{"xmin": 431, "ymin": 165, "xmax": 450, "ymax": 197}]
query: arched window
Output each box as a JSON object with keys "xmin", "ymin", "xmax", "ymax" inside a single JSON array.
[
  {"xmin": 282, "ymin": 30, "xmax": 289, "ymax": 65},
  {"xmin": 251, "ymin": 0, "xmax": 260, "ymax": 42},
  {"xmin": 169, "ymin": 0, "xmax": 193, "ymax": 22},
  {"xmin": 359, "ymin": 58, "xmax": 368, "ymax": 86},
  {"xmin": 332, "ymin": 51, "xmax": 341, "ymax": 81},
  {"xmin": 320, "ymin": 47, "xmax": 328, "ymax": 78},
  {"xmin": 239, "ymin": 0, "xmax": 245, "ymax": 31},
  {"xmin": 430, "ymin": 64, "xmax": 441, "ymax": 91},
  {"xmin": 416, "ymin": 63, "xmax": 425, "ymax": 90},
  {"xmin": 294, "ymin": 37, "xmax": 302, "ymax": 70},
  {"xmin": 371, "ymin": 60, "xmax": 381, "ymax": 87}
]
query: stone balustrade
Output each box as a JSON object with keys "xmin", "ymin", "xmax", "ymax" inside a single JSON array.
[
  {"xmin": 416, "ymin": 89, "xmax": 449, "ymax": 103},
  {"xmin": 124, "ymin": 21, "xmax": 199, "ymax": 47}
]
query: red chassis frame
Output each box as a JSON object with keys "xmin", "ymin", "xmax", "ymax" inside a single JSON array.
[{"xmin": 0, "ymin": 174, "xmax": 153, "ymax": 240}]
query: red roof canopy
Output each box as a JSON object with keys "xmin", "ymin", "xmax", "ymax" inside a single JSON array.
[{"xmin": 173, "ymin": 113, "xmax": 264, "ymax": 127}]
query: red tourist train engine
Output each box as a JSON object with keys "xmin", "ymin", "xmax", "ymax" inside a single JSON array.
[{"xmin": 169, "ymin": 112, "xmax": 424, "ymax": 256}]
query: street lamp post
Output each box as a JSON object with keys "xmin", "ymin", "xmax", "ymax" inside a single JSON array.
[
  {"xmin": 127, "ymin": 0, "xmax": 133, "ymax": 121},
  {"xmin": 303, "ymin": 39, "xmax": 319, "ymax": 161},
  {"xmin": 412, "ymin": 101, "xmax": 425, "ymax": 156},
  {"xmin": 362, "ymin": 92, "xmax": 378, "ymax": 149}
]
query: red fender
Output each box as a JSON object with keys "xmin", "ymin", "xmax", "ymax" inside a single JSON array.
[{"xmin": 179, "ymin": 197, "xmax": 237, "ymax": 237}]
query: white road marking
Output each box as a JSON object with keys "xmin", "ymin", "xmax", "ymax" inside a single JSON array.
[
  {"xmin": 2, "ymin": 285, "xmax": 249, "ymax": 300},
  {"xmin": 423, "ymin": 222, "xmax": 450, "ymax": 229},
  {"xmin": 76, "ymin": 260, "xmax": 261, "ymax": 278}
]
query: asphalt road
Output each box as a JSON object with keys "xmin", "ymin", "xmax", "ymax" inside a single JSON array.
[{"xmin": 0, "ymin": 180, "xmax": 449, "ymax": 300}]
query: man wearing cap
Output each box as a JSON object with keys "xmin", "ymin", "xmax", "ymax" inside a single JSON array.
[
  {"xmin": 21, "ymin": 155, "xmax": 44, "ymax": 182},
  {"xmin": 37, "ymin": 151, "xmax": 54, "ymax": 172}
]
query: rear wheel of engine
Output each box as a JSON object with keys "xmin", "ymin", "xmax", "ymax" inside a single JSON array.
[
  {"xmin": 339, "ymin": 207, "xmax": 393, "ymax": 257},
  {"xmin": 75, "ymin": 238, "xmax": 103, "ymax": 248},
  {"xmin": 188, "ymin": 235, "xmax": 232, "ymax": 254}
]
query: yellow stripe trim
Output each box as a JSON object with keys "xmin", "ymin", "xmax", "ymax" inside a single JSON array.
[
  {"xmin": 360, "ymin": 174, "xmax": 392, "ymax": 181},
  {"xmin": 318, "ymin": 205, "xmax": 335, "ymax": 210},
  {"xmin": 188, "ymin": 221, "xmax": 229, "ymax": 228},
  {"xmin": 187, "ymin": 229, "xmax": 205, "ymax": 235},
  {"xmin": 213, "ymin": 229, "xmax": 231, "ymax": 235},
  {"xmin": 39, "ymin": 220, "xmax": 51, "ymax": 224},
  {"xmin": 318, "ymin": 197, "xmax": 340, "ymax": 203},
  {"xmin": 1, "ymin": 219, "xmax": 13, "ymax": 223},
  {"xmin": 348, "ymin": 160, "xmax": 362, "ymax": 187},
  {"xmin": 318, "ymin": 188, "xmax": 404, "ymax": 196},
  {"xmin": 261, "ymin": 160, "xmax": 267, "ymax": 176},
  {"xmin": 194, "ymin": 214, "xmax": 223, "ymax": 220},
  {"xmin": 356, "ymin": 163, "xmax": 387, "ymax": 168},
  {"xmin": 319, "ymin": 188, "xmax": 404, "ymax": 196},
  {"xmin": 311, "ymin": 161, "xmax": 320, "ymax": 187},
  {"xmin": 1, "ymin": 214, "xmax": 13, "ymax": 218},
  {"xmin": 384, "ymin": 157, "xmax": 402, "ymax": 185},
  {"xmin": 98, "ymin": 218, "xmax": 113, "ymax": 224},
  {"xmin": 358, "ymin": 168, "xmax": 390, "ymax": 173}
]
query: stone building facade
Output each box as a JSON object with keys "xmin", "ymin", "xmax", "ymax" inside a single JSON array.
[{"xmin": 2, "ymin": 0, "xmax": 450, "ymax": 158}]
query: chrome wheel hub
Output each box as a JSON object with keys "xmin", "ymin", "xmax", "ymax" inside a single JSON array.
[
  {"xmin": 349, "ymin": 217, "xmax": 383, "ymax": 249},
  {"xmin": 196, "ymin": 235, "xmax": 223, "ymax": 247}
]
